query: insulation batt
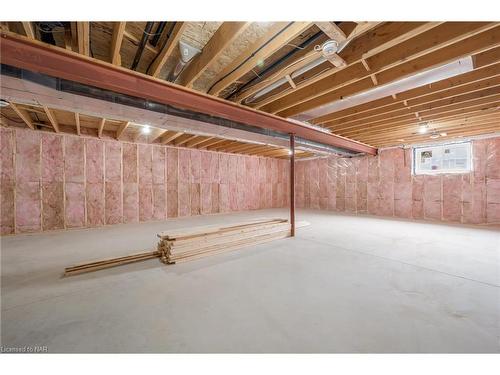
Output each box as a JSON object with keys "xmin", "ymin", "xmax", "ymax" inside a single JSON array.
[
  {"xmin": 1, "ymin": 128, "xmax": 289, "ymax": 235},
  {"xmin": 296, "ymin": 137, "xmax": 500, "ymax": 225}
]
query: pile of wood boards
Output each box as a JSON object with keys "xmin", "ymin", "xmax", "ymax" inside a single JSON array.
[
  {"xmin": 157, "ymin": 218, "xmax": 305, "ymax": 264},
  {"xmin": 65, "ymin": 218, "xmax": 307, "ymax": 276}
]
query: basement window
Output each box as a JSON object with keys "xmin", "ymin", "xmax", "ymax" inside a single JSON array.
[{"xmin": 413, "ymin": 141, "xmax": 472, "ymax": 175}]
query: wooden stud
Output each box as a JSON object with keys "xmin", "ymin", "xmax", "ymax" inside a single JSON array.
[
  {"xmin": 21, "ymin": 22, "xmax": 34, "ymax": 39},
  {"xmin": 148, "ymin": 22, "xmax": 187, "ymax": 78},
  {"xmin": 74, "ymin": 112, "xmax": 81, "ymax": 135},
  {"xmin": 110, "ymin": 22, "xmax": 126, "ymax": 65},
  {"xmin": 177, "ymin": 22, "xmax": 251, "ymax": 87},
  {"xmin": 315, "ymin": 22, "xmax": 347, "ymax": 42},
  {"xmin": 43, "ymin": 106, "xmax": 60, "ymax": 133},
  {"xmin": 208, "ymin": 22, "xmax": 312, "ymax": 96},
  {"xmin": 116, "ymin": 121, "xmax": 129, "ymax": 140},
  {"xmin": 9, "ymin": 102, "xmax": 34, "ymax": 129},
  {"xmin": 98, "ymin": 118, "xmax": 105, "ymax": 138},
  {"xmin": 76, "ymin": 22, "xmax": 90, "ymax": 56},
  {"xmin": 161, "ymin": 131, "xmax": 184, "ymax": 144}
]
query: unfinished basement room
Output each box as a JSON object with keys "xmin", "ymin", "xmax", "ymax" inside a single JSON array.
[{"xmin": 1, "ymin": 3, "xmax": 499, "ymax": 363}]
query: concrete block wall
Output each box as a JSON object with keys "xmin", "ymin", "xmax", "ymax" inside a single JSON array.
[
  {"xmin": 296, "ymin": 136, "xmax": 500, "ymax": 225},
  {"xmin": 0, "ymin": 127, "xmax": 290, "ymax": 235}
]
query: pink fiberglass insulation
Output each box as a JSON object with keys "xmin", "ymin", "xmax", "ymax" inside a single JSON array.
[
  {"xmin": 123, "ymin": 143, "xmax": 138, "ymax": 223},
  {"xmin": 85, "ymin": 139, "xmax": 104, "ymax": 226},
  {"xmin": 1, "ymin": 128, "xmax": 15, "ymax": 234},
  {"xmin": 41, "ymin": 134, "xmax": 64, "ymax": 230},
  {"xmin": 178, "ymin": 149, "xmax": 190, "ymax": 183},
  {"xmin": 201, "ymin": 183, "xmax": 211, "ymax": 215},
  {"xmin": 138, "ymin": 144, "xmax": 153, "ymax": 221},
  {"xmin": 15, "ymin": 129, "xmax": 41, "ymax": 233},
  {"xmin": 219, "ymin": 183, "xmax": 230, "ymax": 213},
  {"xmin": 166, "ymin": 148, "xmax": 178, "ymax": 184},
  {"xmin": 167, "ymin": 184, "xmax": 178, "ymax": 218},
  {"xmin": 296, "ymin": 136, "xmax": 500, "ymax": 225},
  {"xmin": 64, "ymin": 137, "xmax": 85, "ymax": 227},
  {"xmin": 178, "ymin": 182, "xmax": 190, "ymax": 217},
  {"xmin": 105, "ymin": 141, "xmax": 122, "ymax": 225},
  {"xmin": 152, "ymin": 146, "xmax": 166, "ymax": 220},
  {"xmin": 187, "ymin": 184, "xmax": 199, "ymax": 217},
  {"xmin": 4, "ymin": 128, "xmax": 289, "ymax": 235}
]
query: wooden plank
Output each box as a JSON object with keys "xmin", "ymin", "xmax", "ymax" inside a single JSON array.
[
  {"xmin": 9, "ymin": 102, "xmax": 34, "ymax": 129},
  {"xmin": 185, "ymin": 136, "xmax": 212, "ymax": 148},
  {"xmin": 76, "ymin": 22, "xmax": 90, "ymax": 56},
  {"xmin": 347, "ymin": 22, "xmax": 382, "ymax": 41},
  {"xmin": 116, "ymin": 121, "xmax": 129, "ymax": 140},
  {"xmin": 43, "ymin": 106, "xmax": 60, "ymax": 132},
  {"xmin": 160, "ymin": 131, "xmax": 184, "ymax": 144},
  {"xmin": 311, "ymin": 63, "xmax": 500, "ymax": 124},
  {"xmin": 315, "ymin": 22, "xmax": 347, "ymax": 41},
  {"xmin": 74, "ymin": 112, "xmax": 81, "ymax": 135},
  {"xmin": 177, "ymin": 22, "xmax": 250, "ymax": 87},
  {"xmin": 208, "ymin": 22, "xmax": 312, "ymax": 96},
  {"xmin": 110, "ymin": 22, "xmax": 126, "ymax": 65},
  {"xmin": 21, "ymin": 22, "xmax": 34, "ymax": 39},
  {"xmin": 276, "ymin": 26, "xmax": 500, "ymax": 117},
  {"xmin": 251, "ymin": 22, "xmax": 440, "ymax": 109},
  {"xmin": 148, "ymin": 22, "xmax": 187, "ymax": 78},
  {"xmin": 97, "ymin": 118, "xmax": 105, "ymax": 138}
]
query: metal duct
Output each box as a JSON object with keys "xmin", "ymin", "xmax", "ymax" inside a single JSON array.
[{"xmin": 168, "ymin": 41, "xmax": 201, "ymax": 82}]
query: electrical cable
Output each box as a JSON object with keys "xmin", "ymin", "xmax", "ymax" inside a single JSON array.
[{"xmin": 206, "ymin": 22, "xmax": 295, "ymax": 95}]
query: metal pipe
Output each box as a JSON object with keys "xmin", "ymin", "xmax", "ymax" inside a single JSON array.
[
  {"xmin": 290, "ymin": 133, "xmax": 296, "ymax": 237},
  {"xmin": 131, "ymin": 22, "xmax": 154, "ymax": 70},
  {"xmin": 150, "ymin": 22, "xmax": 166, "ymax": 47}
]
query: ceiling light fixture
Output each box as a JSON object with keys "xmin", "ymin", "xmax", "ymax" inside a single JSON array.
[
  {"xmin": 295, "ymin": 56, "xmax": 475, "ymax": 121},
  {"xmin": 141, "ymin": 125, "xmax": 151, "ymax": 134},
  {"xmin": 0, "ymin": 99, "xmax": 10, "ymax": 107},
  {"xmin": 418, "ymin": 125, "xmax": 428, "ymax": 134}
]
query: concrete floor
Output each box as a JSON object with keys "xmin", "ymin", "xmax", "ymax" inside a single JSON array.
[{"xmin": 1, "ymin": 209, "xmax": 499, "ymax": 353}]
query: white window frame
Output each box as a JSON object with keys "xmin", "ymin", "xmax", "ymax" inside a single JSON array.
[{"xmin": 412, "ymin": 141, "xmax": 473, "ymax": 175}]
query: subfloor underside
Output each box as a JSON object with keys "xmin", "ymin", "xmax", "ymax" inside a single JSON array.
[{"xmin": 1, "ymin": 209, "xmax": 499, "ymax": 353}]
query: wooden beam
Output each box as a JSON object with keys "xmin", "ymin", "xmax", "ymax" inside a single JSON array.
[
  {"xmin": 74, "ymin": 112, "xmax": 81, "ymax": 135},
  {"xmin": 110, "ymin": 22, "xmax": 126, "ymax": 65},
  {"xmin": 207, "ymin": 140, "xmax": 237, "ymax": 151},
  {"xmin": 161, "ymin": 131, "xmax": 184, "ymax": 144},
  {"xmin": 347, "ymin": 22, "xmax": 382, "ymax": 41},
  {"xmin": 185, "ymin": 136, "xmax": 212, "ymax": 148},
  {"xmin": 9, "ymin": 102, "xmax": 35, "ymax": 129},
  {"xmin": 21, "ymin": 22, "xmax": 34, "ymax": 39},
  {"xmin": 208, "ymin": 22, "xmax": 313, "ymax": 96},
  {"xmin": 151, "ymin": 129, "xmax": 168, "ymax": 143},
  {"xmin": 311, "ymin": 63, "xmax": 500, "ymax": 124},
  {"xmin": 148, "ymin": 22, "xmax": 187, "ymax": 78},
  {"xmin": 76, "ymin": 22, "xmax": 90, "ymax": 56},
  {"xmin": 43, "ymin": 106, "xmax": 60, "ymax": 133},
  {"xmin": 174, "ymin": 134, "xmax": 198, "ymax": 146},
  {"xmin": 0, "ymin": 31, "xmax": 377, "ymax": 155},
  {"xmin": 275, "ymin": 25, "xmax": 500, "ymax": 117},
  {"xmin": 231, "ymin": 43, "xmax": 326, "ymax": 103},
  {"xmin": 251, "ymin": 22, "xmax": 441, "ymax": 109},
  {"xmin": 197, "ymin": 138, "xmax": 227, "ymax": 149},
  {"xmin": 116, "ymin": 121, "xmax": 129, "ymax": 140},
  {"xmin": 315, "ymin": 22, "xmax": 347, "ymax": 42},
  {"xmin": 177, "ymin": 22, "xmax": 250, "ymax": 87},
  {"xmin": 97, "ymin": 118, "xmax": 105, "ymax": 138},
  {"xmin": 8, "ymin": 103, "xmax": 35, "ymax": 127}
]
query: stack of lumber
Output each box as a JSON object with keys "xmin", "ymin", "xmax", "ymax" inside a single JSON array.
[
  {"xmin": 64, "ymin": 218, "xmax": 307, "ymax": 276},
  {"xmin": 157, "ymin": 218, "xmax": 307, "ymax": 264}
]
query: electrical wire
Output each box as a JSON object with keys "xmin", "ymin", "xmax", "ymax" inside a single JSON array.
[{"xmin": 207, "ymin": 22, "xmax": 295, "ymax": 95}]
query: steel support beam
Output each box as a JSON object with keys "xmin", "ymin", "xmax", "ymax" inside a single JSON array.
[{"xmin": 0, "ymin": 32, "xmax": 377, "ymax": 155}]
